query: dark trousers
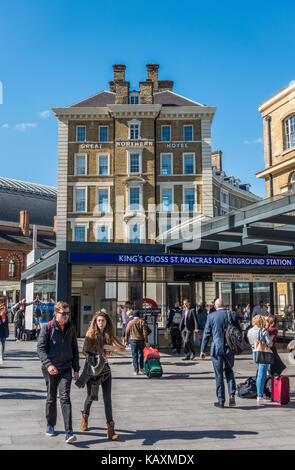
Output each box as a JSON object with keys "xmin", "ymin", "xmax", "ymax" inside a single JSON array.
[
  {"xmin": 130, "ymin": 339, "xmax": 144, "ymax": 372},
  {"xmin": 182, "ymin": 328, "xmax": 195, "ymax": 356},
  {"xmin": 16, "ymin": 326, "xmax": 24, "ymax": 340},
  {"xmin": 0, "ymin": 338, "xmax": 6, "ymax": 355},
  {"xmin": 211, "ymin": 354, "xmax": 236, "ymax": 405},
  {"xmin": 42, "ymin": 367, "xmax": 73, "ymax": 433},
  {"xmin": 170, "ymin": 327, "xmax": 182, "ymax": 353},
  {"xmin": 83, "ymin": 374, "xmax": 113, "ymax": 422}
]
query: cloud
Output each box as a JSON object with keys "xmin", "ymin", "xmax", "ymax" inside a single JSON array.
[
  {"xmin": 243, "ymin": 140, "xmax": 250, "ymax": 144},
  {"xmin": 244, "ymin": 138, "xmax": 263, "ymax": 145},
  {"xmin": 1, "ymin": 123, "xmax": 9, "ymax": 128},
  {"xmin": 38, "ymin": 110, "xmax": 51, "ymax": 119},
  {"xmin": 14, "ymin": 122, "xmax": 37, "ymax": 131}
]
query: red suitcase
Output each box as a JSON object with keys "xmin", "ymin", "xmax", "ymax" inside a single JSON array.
[{"xmin": 271, "ymin": 375, "xmax": 290, "ymax": 405}]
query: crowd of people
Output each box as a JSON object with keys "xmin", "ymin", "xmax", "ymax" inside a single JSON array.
[{"xmin": 0, "ymin": 293, "xmax": 294, "ymax": 444}]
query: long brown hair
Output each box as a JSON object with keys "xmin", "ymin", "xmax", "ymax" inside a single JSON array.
[{"xmin": 85, "ymin": 311, "xmax": 125, "ymax": 355}]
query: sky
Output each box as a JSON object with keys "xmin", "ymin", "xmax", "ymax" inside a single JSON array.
[{"xmin": 0, "ymin": 0, "xmax": 294, "ymax": 198}]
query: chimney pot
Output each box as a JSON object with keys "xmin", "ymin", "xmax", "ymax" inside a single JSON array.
[
  {"xmin": 113, "ymin": 64, "xmax": 126, "ymax": 82},
  {"xmin": 19, "ymin": 210, "xmax": 30, "ymax": 236}
]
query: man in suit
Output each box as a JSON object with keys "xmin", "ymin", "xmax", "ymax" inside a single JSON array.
[
  {"xmin": 200, "ymin": 298, "xmax": 241, "ymax": 408},
  {"xmin": 180, "ymin": 299, "xmax": 199, "ymax": 360}
]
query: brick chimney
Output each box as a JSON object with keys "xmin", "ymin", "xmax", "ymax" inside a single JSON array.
[
  {"xmin": 109, "ymin": 64, "xmax": 128, "ymax": 93},
  {"xmin": 139, "ymin": 81, "xmax": 153, "ymax": 104},
  {"xmin": 146, "ymin": 64, "xmax": 159, "ymax": 92},
  {"xmin": 19, "ymin": 210, "xmax": 30, "ymax": 236},
  {"xmin": 53, "ymin": 216, "xmax": 57, "ymax": 233}
]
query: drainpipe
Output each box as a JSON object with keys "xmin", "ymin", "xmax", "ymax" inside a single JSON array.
[{"xmin": 265, "ymin": 115, "xmax": 273, "ymax": 197}]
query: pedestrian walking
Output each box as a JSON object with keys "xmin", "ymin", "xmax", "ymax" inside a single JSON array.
[
  {"xmin": 179, "ymin": 299, "xmax": 198, "ymax": 360},
  {"xmin": 247, "ymin": 315, "xmax": 273, "ymax": 405},
  {"xmin": 78, "ymin": 311, "xmax": 125, "ymax": 439},
  {"xmin": 166, "ymin": 302, "xmax": 183, "ymax": 355},
  {"xmin": 0, "ymin": 300, "xmax": 9, "ymax": 363},
  {"xmin": 200, "ymin": 298, "xmax": 241, "ymax": 408},
  {"xmin": 125, "ymin": 310, "xmax": 150, "ymax": 375},
  {"xmin": 196, "ymin": 305, "xmax": 207, "ymax": 348},
  {"xmin": 37, "ymin": 301, "xmax": 80, "ymax": 444}
]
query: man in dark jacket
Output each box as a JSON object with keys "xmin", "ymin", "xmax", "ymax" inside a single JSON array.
[
  {"xmin": 0, "ymin": 299, "xmax": 9, "ymax": 363},
  {"xmin": 166, "ymin": 302, "xmax": 183, "ymax": 355},
  {"xmin": 200, "ymin": 298, "xmax": 241, "ymax": 408},
  {"xmin": 37, "ymin": 301, "xmax": 80, "ymax": 444},
  {"xmin": 180, "ymin": 299, "xmax": 198, "ymax": 360}
]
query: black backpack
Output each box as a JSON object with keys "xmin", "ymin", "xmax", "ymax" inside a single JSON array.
[
  {"xmin": 225, "ymin": 311, "xmax": 245, "ymax": 355},
  {"xmin": 237, "ymin": 377, "xmax": 257, "ymax": 398}
]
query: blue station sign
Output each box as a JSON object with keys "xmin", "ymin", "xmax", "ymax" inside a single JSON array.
[{"xmin": 70, "ymin": 253, "xmax": 295, "ymax": 267}]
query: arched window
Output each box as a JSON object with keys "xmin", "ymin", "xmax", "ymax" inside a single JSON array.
[
  {"xmin": 8, "ymin": 259, "xmax": 16, "ymax": 278},
  {"xmin": 284, "ymin": 115, "xmax": 295, "ymax": 149}
]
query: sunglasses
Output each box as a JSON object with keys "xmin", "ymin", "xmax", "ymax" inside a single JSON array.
[{"xmin": 57, "ymin": 311, "xmax": 70, "ymax": 316}]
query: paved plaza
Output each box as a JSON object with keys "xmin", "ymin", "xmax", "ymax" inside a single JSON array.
[{"xmin": 0, "ymin": 337, "xmax": 295, "ymax": 451}]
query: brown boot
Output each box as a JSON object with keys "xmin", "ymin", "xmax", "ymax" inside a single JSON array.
[
  {"xmin": 107, "ymin": 420, "xmax": 119, "ymax": 440},
  {"xmin": 80, "ymin": 411, "xmax": 89, "ymax": 431}
]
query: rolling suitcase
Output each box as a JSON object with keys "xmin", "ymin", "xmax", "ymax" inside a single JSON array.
[
  {"xmin": 271, "ymin": 375, "xmax": 290, "ymax": 405},
  {"xmin": 144, "ymin": 357, "xmax": 163, "ymax": 378}
]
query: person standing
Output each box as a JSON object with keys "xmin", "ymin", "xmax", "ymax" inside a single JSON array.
[
  {"xmin": 243, "ymin": 304, "xmax": 251, "ymax": 322},
  {"xmin": 37, "ymin": 301, "xmax": 80, "ymax": 444},
  {"xmin": 196, "ymin": 305, "xmax": 208, "ymax": 348},
  {"xmin": 0, "ymin": 300, "xmax": 9, "ymax": 363},
  {"xmin": 120, "ymin": 301, "xmax": 131, "ymax": 344},
  {"xmin": 247, "ymin": 315, "xmax": 273, "ymax": 405},
  {"xmin": 284, "ymin": 305, "xmax": 294, "ymax": 331},
  {"xmin": 166, "ymin": 302, "xmax": 183, "ymax": 355},
  {"xmin": 180, "ymin": 299, "xmax": 198, "ymax": 360},
  {"xmin": 14, "ymin": 304, "xmax": 25, "ymax": 341},
  {"xmin": 200, "ymin": 298, "xmax": 241, "ymax": 408},
  {"xmin": 252, "ymin": 300, "xmax": 269, "ymax": 317},
  {"xmin": 125, "ymin": 311, "xmax": 150, "ymax": 375},
  {"xmin": 265, "ymin": 315, "xmax": 286, "ymax": 378},
  {"xmin": 79, "ymin": 311, "xmax": 125, "ymax": 439}
]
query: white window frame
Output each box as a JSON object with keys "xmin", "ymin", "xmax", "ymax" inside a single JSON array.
[
  {"xmin": 73, "ymin": 187, "xmax": 87, "ymax": 213},
  {"xmin": 160, "ymin": 153, "xmax": 173, "ymax": 175},
  {"xmin": 74, "ymin": 153, "xmax": 87, "ymax": 176},
  {"xmin": 70, "ymin": 221, "xmax": 89, "ymax": 242},
  {"xmin": 97, "ymin": 153, "xmax": 110, "ymax": 175},
  {"xmin": 160, "ymin": 186, "xmax": 174, "ymax": 212},
  {"xmin": 183, "ymin": 186, "xmax": 197, "ymax": 212},
  {"xmin": 183, "ymin": 153, "xmax": 196, "ymax": 175},
  {"xmin": 127, "ymin": 149, "xmax": 142, "ymax": 175},
  {"xmin": 284, "ymin": 115, "xmax": 295, "ymax": 150},
  {"xmin": 127, "ymin": 185, "xmax": 143, "ymax": 211},
  {"xmin": 128, "ymin": 119, "xmax": 141, "ymax": 140},
  {"xmin": 129, "ymin": 92, "xmax": 140, "ymax": 104},
  {"xmin": 98, "ymin": 126, "xmax": 109, "ymax": 142},
  {"xmin": 76, "ymin": 125, "xmax": 86, "ymax": 142},
  {"xmin": 183, "ymin": 125, "xmax": 194, "ymax": 141},
  {"xmin": 126, "ymin": 219, "xmax": 146, "ymax": 244},
  {"xmin": 97, "ymin": 187, "xmax": 110, "ymax": 213},
  {"xmin": 161, "ymin": 125, "xmax": 171, "ymax": 142}
]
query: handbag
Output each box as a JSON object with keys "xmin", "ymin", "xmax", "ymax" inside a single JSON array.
[
  {"xmin": 254, "ymin": 329, "xmax": 274, "ymax": 364},
  {"xmin": 85, "ymin": 352, "xmax": 106, "ymax": 377}
]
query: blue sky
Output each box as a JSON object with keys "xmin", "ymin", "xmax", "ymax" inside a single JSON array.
[{"xmin": 0, "ymin": 0, "xmax": 294, "ymax": 197}]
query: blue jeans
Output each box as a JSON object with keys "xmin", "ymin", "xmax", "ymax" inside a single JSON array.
[
  {"xmin": 252, "ymin": 352, "xmax": 270, "ymax": 397},
  {"xmin": 130, "ymin": 339, "xmax": 145, "ymax": 372}
]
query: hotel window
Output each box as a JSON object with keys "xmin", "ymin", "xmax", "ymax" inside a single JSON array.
[
  {"xmin": 98, "ymin": 155, "xmax": 109, "ymax": 175},
  {"xmin": 76, "ymin": 126, "xmax": 86, "ymax": 142},
  {"xmin": 183, "ymin": 154, "xmax": 195, "ymax": 174},
  {"xmin": 183, "ymin": 125, "xmax": 193, "ymax": 141},
  {"xmin": 285, "ymin": 115, "xmax": 295, "ymax": 149},
  {"xmin": 129, "ymin": 93, "xmax": 139, "ymax": 104},
  {"xmin": 184, "ymin": 188, "xmax": 195, "ymax": 212},
  {"xmin": 8, "ymin": 259, "xmax": 16, "ymax": 278},
  {"xmin": 161, "ymin": 188, "xmax": 173, "ymax": 211},
  {"xmin": 97, "ymin": 225, "xmax": 109, "ymax": 242},
  {"xmin": 129, "ymin": 153, "xmax": 140, "ymax": 173},
  {"xmin": 129, "ymin": 224, "xmax": 140, "ymax": 243},
  {"xmin": 129, "ymin": 187, "xmax": 140, "ymax": 210},
  {"xmin": 161, "ymin": 126, "xmax": 171, "ymax": 141},
  {"xmin": 161, "ymin": 154, "xmax": 172, "ymax": 175},
  {"xmin": 74, "ymin": 226, "xmax": 86, "ymax": 242},
  {"xmin": 75, "ymin": 155, "xmax": 86, "ymax": 175},
  {"xmin": 99, "ymin": 126, "xmax": 108, "ymax": 142},
  {"xmin": 75, "ymin": 188, "xmax": 86, "ymax": 212},
  {"xmin": 130, "ymin": 124, "xmax": 139, "ymax": 140},
  {"xmin": 98, "ymin": 189, "xmax": 109, "ymax": 212}
]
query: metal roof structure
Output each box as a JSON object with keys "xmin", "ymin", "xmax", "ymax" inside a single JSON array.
[
  {"xmin": 160, "ymin": 191, "xmax": 295, "ymax": 256},
  {"xmin": 0, "ymin": 177, "xmax": 56, "ymax": 199}
]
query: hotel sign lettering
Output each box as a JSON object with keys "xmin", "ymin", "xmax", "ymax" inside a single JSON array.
[
  {"xmin": 166, "ymin": 142, "xmax": 189, "ymax": 148},
  {"xmin": 116, "ymin": 140, "xmax": 153, "ymax": 147}
]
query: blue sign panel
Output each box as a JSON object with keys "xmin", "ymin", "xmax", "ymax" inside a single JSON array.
[{"xmin": 70, "ymin": 252, "xmax": 295, "ymax": 268}]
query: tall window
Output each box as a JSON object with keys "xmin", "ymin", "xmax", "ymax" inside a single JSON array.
[
  {"xmin": 74, "ymin": 227, "xmax": 86, "ymax": 242},
  {"xmin": 161, "ymin": 154, "xmax": 172, "ymax": 175},
  {"xmin": 75, "ymin": 189, "xmax": 86, "ymax": 212},
  {"xmin": 285, "ymin": 115, "xmax": 295, "ymax": 149},
  {"xmin": 183, "ymin": 125, "xmax": 193, "ymax": 141},
  {"xmin": 130, "ymin": 124, "xmax": 139, "ymax": 140},
  {"xmin": 161, "ymin": 189, "xmax": 173, "ymax": 211},
  {"xmin": 129, "ymin": 187, "xmax": 140, "ymax": 210},
  {"xmin": 183, "ymin": 154, "xmax": 195, "ymax": 174},
  {"xmin": 8, "ymin": 259, "xmax": 16, "ymax": 278},
  {"xmin": 129, "ymin": 224, "xmax": 140, "ymax": 243},
  {"xmin": 129, "ymin": 94, "xmax": 139, "ymax": 104},
  {"xmin": 99, "ymin": 126, "xmax": 108, "ymax": 142},
  {"xmin": 75, "ymin": 155, "xmax": 86, "ymax": 175},
  {"xmin": 98, "ymin": 189, "xmax": 109, "ymax": 212},
  {"xmin": 76, "ymin": 126, "xmax": 86, "ymax": 142},
  {"xmin": 97, "ymin": 225, "xmax": 108, "ymax": 242},
  {"xmin": 184, "ymin": 188, "xmax": 195, "ymax": 212},
  {"xmin": 161, "ymin": 126, "xmax": 171, "ymax": 141},
  {"xmin": 98, "ymin": 155, "xmax": 109, "ymax": 175},
  {"xmin": 129, "ymin": 153, "xmax": 140, "ymax": 173}
]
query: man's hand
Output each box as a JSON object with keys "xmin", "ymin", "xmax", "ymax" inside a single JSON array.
[
  {"xmin": 47, "ymin": 365, "xmax": 58, "ymax": 375},
  {"xmin": 194, "ymin": 329, "xmax": 199, "ymax": 333},
  {"xmin": 73, "ymin": 372, "xmax": 79, "ymax": 381},
  {"xmin": 200, "ymin": 352, "xmax": 206, "ymax": 359}
]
